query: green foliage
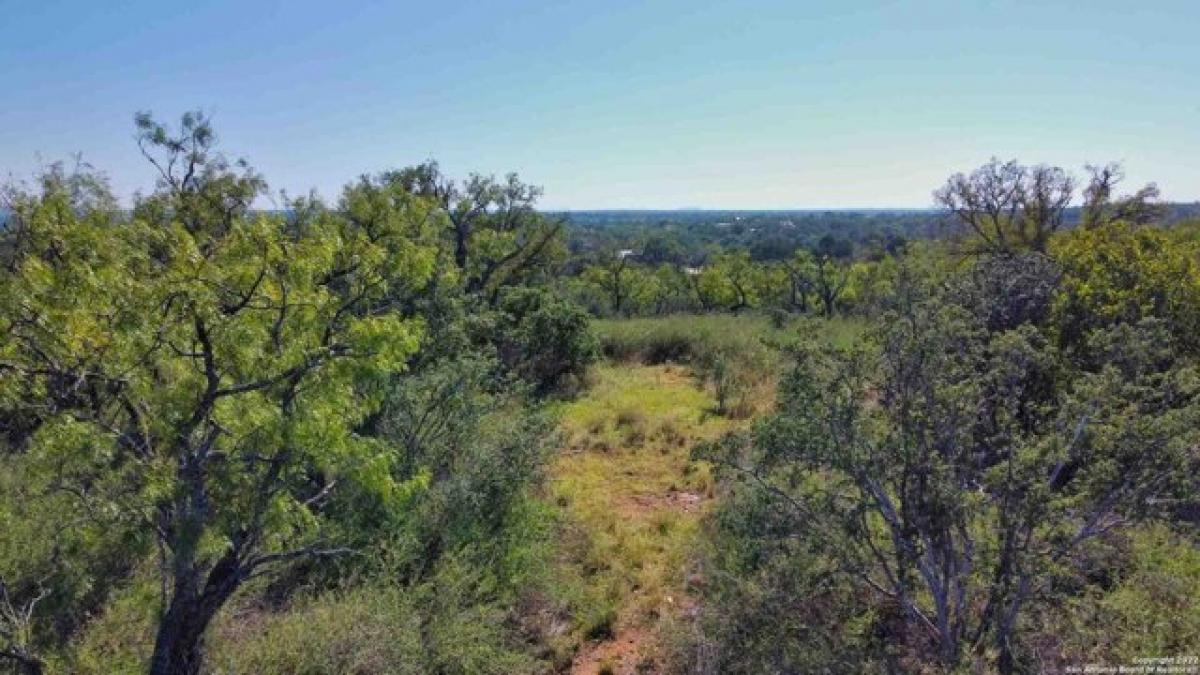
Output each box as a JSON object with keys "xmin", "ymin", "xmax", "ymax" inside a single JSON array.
[
  {"xmin": 579, "ymin": 254, "xmax": 644, "ymax": 316},
  {"xmin": 696, "ymin": 250, "xmax": 761, "ymax": 311},
  {"xmin": 213, "ymin": 560, "xmax": 542, "ymax": 675},
  {"xmin": 0, "ymin": 450, "xmax": 141, "ymax": 672},
  {"xmin": 65, "ymin": 571, "xmax": 160, "ymax": 674},
  {"xmin": 488, "ymin": 287, "xmax": 600, "ymax": 395},
  {"xmin": 68, "ymin": 561, "xmax": 548, "ymax": 674},
  {"xmin": 0, "ymin": 113, "xmax": 575, "ymax": 674},
  {"xmin": 668, "ymin": 484, "xmax": 882, "ymax": 673},
  {"xmin": 57, "ymin": 351, "xmax": 565, "ymax": 671},
  {"xmin": 1052, "ymin": 221, "xmax": 1200, "ymax": 357},
  {"xmin": 692, "ymin": 249, "xmax": 1200, "ymax": 672},
  {"xmin": 563, "ymin": 209, "xmax": 926, "ymax": 264},
  {"xmin": 568, "ymin": 246, "xmax": 886, "ymax": 319},
  {"xmin": 1042, "ymin": 524, "xmax": 1200, "ymax": 665},
  {"xmin": 0, "ymin": 123, "xmax": 439, "ymax": 670},
  {"xmin": 5, "ymin": 117, "xmax": 1198, "ymax": 675},
  {"xmin": 371, "ymin": 358, "xmax": 555, "ymax": 582},
  {"xmin": 380, "ymin": 161, "xmax": 567, "ymax": 297},
  {"xmin": 213, "ymin": 586, "xmax": 426, "ymax": 675}
]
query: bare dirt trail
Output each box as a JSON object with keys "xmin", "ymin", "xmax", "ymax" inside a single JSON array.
[{"xmin": 550, "ymin": 365, "xmax": 733, "ymax": 675}]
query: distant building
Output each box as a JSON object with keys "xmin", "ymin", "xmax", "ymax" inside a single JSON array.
[
  {"xmin": 683, "ymin": 266, "xmax": 703, "ymax": 276},
  {"xmin": 617, "ymin": 249, "xmax": 638, "ymax": 260}
]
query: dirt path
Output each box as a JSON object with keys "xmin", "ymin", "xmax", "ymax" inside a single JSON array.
[{"xmin": 549, "ymin": 365, "xmax": 734, "ymax": 674}]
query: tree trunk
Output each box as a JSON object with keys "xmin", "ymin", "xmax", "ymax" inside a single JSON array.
[
  {"xmin": 821, "ymin": 291, "xmax": 835, "ymax": 317},
  {"xmin": 454, "ymin": 226, "xmax": 469, "ymax": 271},
  {"xmin": 149, "ymin": 589, "xmax": 208, "ymax": 675},
  {"xmin": 149, "ymin": 551, "xmax": 242, "ymax": 675},
  {"xmin": 994, "ymin": 576, "xmax": 1029, "ymax": 675}
]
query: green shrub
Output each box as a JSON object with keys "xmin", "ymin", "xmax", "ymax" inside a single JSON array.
[
  {"xmin": 66, "ymin": 573, "xmax": 158, "ymax": 674},
  {"xmin": 0, "ymin": 445, "xmax": 149, "ymax": 674},
  {"xmin": 582, "ymin": 605, "xmax": 617, "ymax": 641},
  {"xmin": 209, "ymin": 566, "xmax": 543, "ymax": 675},
  {"xmin": 209, "ymin": 587, "xmax": 425, "ymax": 675},
  {"xmin": 594, "ymin": 314, "xmax": 863, "ymax": 368},
  {"xmin": 493, "ymin": 287, "xmax": 600, "ymax": 395},
  {"xmin": 1049, "ymin": 523, "xmax": 1200, "ymax": 663},
  {"xmin": 665, "ymin": 485, "xmax": 881, "ymax": 673}
]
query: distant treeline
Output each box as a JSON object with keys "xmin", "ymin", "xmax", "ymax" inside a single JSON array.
[
  {"xmin": 559, "ymin": 203, "xmax": 1200, "ymax": 263},
  {"xmin": 5, "ymin": 202, "xmax": 1198, "ymax": 265}
]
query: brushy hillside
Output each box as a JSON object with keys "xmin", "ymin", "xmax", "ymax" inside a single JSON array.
[{"xmin": 1, "ymin": 113, "xmax": 1196, "ymax": 675}]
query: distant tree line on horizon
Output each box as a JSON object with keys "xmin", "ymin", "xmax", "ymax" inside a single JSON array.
[
  {"xmin": 557, "ymin": 161, "xmax": 1200, "ymax": 319},
  {"xmin": 557, "ymin": 199, "xmax": 1200, "ymax": 266}
]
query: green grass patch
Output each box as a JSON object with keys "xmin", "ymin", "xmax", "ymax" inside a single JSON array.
[
  {"xmin": 592, "ymin": 313, "xmax": 865, "ymax": 419},
  {"xmin": 593, "ymin": 313, "xmax": 864, "ymax": 365},
  {"xmin": 550, "ymin": 364, "xmax": 732, "ymax": 643}
]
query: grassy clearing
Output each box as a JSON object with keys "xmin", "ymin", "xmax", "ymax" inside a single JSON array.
[
  {"xmin": 548, "ymin": 315, "xmax": 866, "ymax": 671},
  {"xmin": 594, "ymin": 313, "xmax": 865, "ymax": 420},
  {"xmin": 593, "ymin": 313, "xmax": 865, "ymax": 362},
  {"xmin": 549, "ymin": 364, "xmax": 742, "ymax": 670}
]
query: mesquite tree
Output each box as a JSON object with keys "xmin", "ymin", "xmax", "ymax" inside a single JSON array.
[
  {"xmin": 0, "ymin": 113, "xmax": 438, "ymax": 674},
  {"xmin": 382, "ymin": 161, "xmax": 565, "ymax": 298},
  {"xmin": 934, "ymin": 158, "xmax": 1074, "ymax": 253}
]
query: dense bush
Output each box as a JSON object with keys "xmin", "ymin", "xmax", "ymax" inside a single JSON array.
[
  {"xmin": 1052, "ymin": 221, "xmax": 1200, "ymax": 359},
  {"xmin": 1036, "ymin": 524, "xmax": 1200, "ymax": 667},
  {"xmin": 487, "ymin": 287, "xmax": 599, "ymax": 395},
  {"xmin": 688, "ymin": 247, "xmax": 1200, "ymax": 672},
  {"xmin": 665, "ymin": 481, "xmax": 885, "ymax": 673}
]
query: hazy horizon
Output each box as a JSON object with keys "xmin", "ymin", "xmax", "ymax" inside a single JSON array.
[{"xmin": 3, "ymin": 0, "xmax": 1198, "ymax": 210}]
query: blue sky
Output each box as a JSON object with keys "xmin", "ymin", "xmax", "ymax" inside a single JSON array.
[{"xmin": 1, "ymin": 0, "xmax": 1197, "ymax": 209}]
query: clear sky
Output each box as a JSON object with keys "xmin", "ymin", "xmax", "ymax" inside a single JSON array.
[{"xmin": 1, "ymin": 0, "xmax": 1197, "ymax": 209}]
